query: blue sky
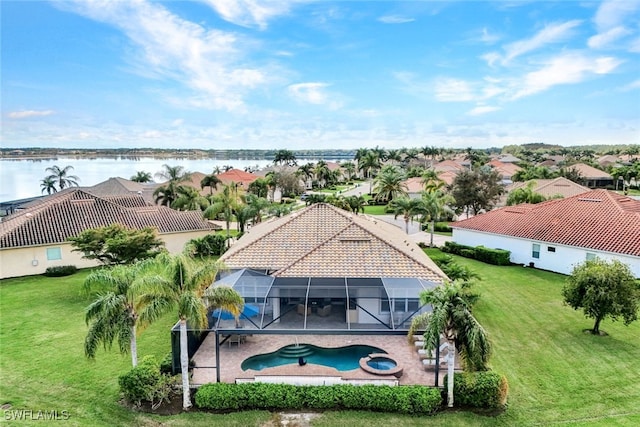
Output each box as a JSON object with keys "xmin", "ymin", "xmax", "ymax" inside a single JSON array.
[{"xmin": 2, "ymin": 0, "xmax": 639, "ymax": 150}]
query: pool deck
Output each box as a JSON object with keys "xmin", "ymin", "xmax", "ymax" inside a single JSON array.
[{"xmin": 192, "ymin": 333, "xmax": 455, "ymax": 387}]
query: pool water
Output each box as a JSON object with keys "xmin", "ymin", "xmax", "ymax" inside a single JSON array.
[
  {"xmin": 241, "ymin": 344, "xmax": 385, "ymax": 371},
  {"xmin": 366, "ymin": 357, "xmax": 397, "ymax": 370}
]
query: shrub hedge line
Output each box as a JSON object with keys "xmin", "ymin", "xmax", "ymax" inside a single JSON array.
[
  {"xmin": 195, "ymin": 383, "xmax": 442, "ymax": 414},
  {"xmin": 444, "ymin": 371, "xmax": 509, "ymax": 409},
  {"xmin": 442, "ymin": 241, "xmax": 511, "ymax": 265},
  {"xmin": 43, "ymin": 265, "xmax": 77, "ymax": 277}
]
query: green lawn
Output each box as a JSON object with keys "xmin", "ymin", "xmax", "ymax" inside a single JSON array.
[
  {"xmin": 1, "ymin": 256, "xmax": 639, "ymax": 426},
  {"xmin": 363, "ymin": 205, "xmax": 388, "ymax": 215}
]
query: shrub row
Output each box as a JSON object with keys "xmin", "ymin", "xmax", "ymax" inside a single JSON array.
[
  {"xmin": 442, "ymin": 242, "xmax": 511, "ymax": 266},
  {"xmin": 185, "ymin": 234, "xmax": 228, "ymax": 258},
  {"xmin": 421, "ymin": 222, "xmax": 452, "ymax": 233},
  {"xmin": 195, "ymin": 383, "xmax": 442, "ymax": 415},
  {"xmin": 43, "ymin": 265, "xmax": 77, "ymax": 277},
  {"xmin": 444, "ymin": 371, "xmax": 509, "ymax": 409}
]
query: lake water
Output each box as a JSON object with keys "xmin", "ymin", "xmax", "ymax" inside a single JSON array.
[{"xmin": 0, "ymin": 157, "xmax": 329, "ymax": 202}]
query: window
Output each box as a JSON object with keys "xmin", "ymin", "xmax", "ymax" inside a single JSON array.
[
  {"xmin": 46, "ymin": 247, "xmax": 62, "ymax": 261},
  {"xmin": 547, "ymin": 246, "xmax": 556, "ymax": 253},
  {"xmin": 586, "ymin": 253, "xmax": 596, "ymax": 261},
  {"xmin": 380, "ymin": 299, "xmax": 390, "ymax": 313},
  {"xmin": 532, "ymin": 244, "xmax": 540, "ymax": 259}
]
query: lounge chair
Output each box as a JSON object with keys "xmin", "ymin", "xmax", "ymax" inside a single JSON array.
[{"xmin": 317, "ymin": 304, "xmax": 332, "ymax": 317}]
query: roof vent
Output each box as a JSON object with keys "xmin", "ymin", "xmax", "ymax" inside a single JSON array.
[{"xmin": 577, "ymin": 198, "xmax": 602, "ymax": 202}]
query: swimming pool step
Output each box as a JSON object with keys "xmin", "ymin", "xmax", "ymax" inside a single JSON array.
[{"xmin": 279, "ymin": 345, "xmax": 315, "ymax": 358}]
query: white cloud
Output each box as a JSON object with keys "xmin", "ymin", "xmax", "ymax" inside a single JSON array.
[
  {"xmin": 467, "ymin": 105, "xmax": 500, "ymax": 116},
  {"xmin": 287, "ymin": 82, "xmax": 342, "ymax": 109},
  {"xmin": 502, "ymin": 20, "xmax": 582, "ymax": 64},
  {"xmin": 378, "ymin": 15, "xmax": 415, "ymax": 24},
  {"xmin": 200, "ymin": 0, "xmax": 296, "ymax": 29},
  {"xmin": 630, "ymin": 37, "xmax": 640, "ymax": 52},
  {"xmin": 588, "ymin": 26, "xmax": 632, "ymax": 49},
  {"xmin": 58, "ymin": 1, "xmax": 269, "ymax": 112},
  {"xmin": 620, "ymin": 79, "xmax": 640, "ymax": 92},
  {"xmin": 513, "ymin": 53, "xmax": 622, "ymax": 99},
  {"xmin": 8, "ymin": 110, "xmax": 54, "ymax": 119},
  {"xmin": 434, "ymin": 78, "xmax": 475, "ymax": 102},
  {"xmin": 593, "ymin": 0, "xmax": 640, "ymax": 31}
]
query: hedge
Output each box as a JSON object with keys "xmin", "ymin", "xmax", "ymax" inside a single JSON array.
[
  {"xmin": 194, "ymin": 383, "xmax": 442, "ymax": 414},
  {"xmin": 444, "ymin": 371, "xmax": 509, "ymax": 409},
  {"xmin": 442, "ymin": 242, "xmax": 511, "ymax": 266},
  {"xmin": 43, "ymin": 265, "xmax": 77, "ymax": 277}
]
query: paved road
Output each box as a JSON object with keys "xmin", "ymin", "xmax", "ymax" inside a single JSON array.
[{"xmin": 375, "ymin": 215, "xmax": 452, "ymax": 247}]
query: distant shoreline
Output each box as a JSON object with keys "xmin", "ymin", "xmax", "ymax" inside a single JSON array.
[{"xmin": 0, "ymin": 148, "xmax": 356, "ymax": 161}]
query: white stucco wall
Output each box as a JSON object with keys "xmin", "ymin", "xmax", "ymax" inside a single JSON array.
[
  {"xmin": 452, "ymin": 229, "xmax": 640, "ymax": 278},
  {"xmin": 0, "ymin": 230, "xmax": 213, "ymax": 279}
]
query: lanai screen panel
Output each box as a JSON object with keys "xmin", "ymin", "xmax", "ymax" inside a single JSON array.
[
  {"xmin": 308, "ymin": 277, "xmax": 348, "ymax": 299},
  {"xmin": 345, "ymin": 277, "xmax": 389, "ymax": 299},
  {"xmin": 268, "ymin": 277, "xmax": 309, "ymax": 300},
  {"xmin": 381, "ymin": 277, "xmax": 426, "ymax": 299}
]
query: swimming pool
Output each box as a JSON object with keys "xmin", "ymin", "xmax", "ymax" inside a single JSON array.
[{"xmin": 241, "ymin": 344, "xmax": 385, "ymax": 371}]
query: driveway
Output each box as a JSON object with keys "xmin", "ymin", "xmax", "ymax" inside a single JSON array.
[{"xmin": 375, "ymin": 215, "xmax": 451, "ymax": 247}]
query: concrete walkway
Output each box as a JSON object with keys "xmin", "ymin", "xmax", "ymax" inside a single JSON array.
[{"xmin": 375, "ymin": 215, "xmax": 452, "ymax": 247}]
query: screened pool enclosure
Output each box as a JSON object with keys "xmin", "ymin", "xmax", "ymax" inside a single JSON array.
[{"xmin": 208, "ymin": 268, "xmax": 438, "ymax": 331}]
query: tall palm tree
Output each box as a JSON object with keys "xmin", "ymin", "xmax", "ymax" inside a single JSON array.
[
  {"xmin": 148, "ymin": 254, "xmax": 243, "ymax": 409},
  {"xmin": 389, "ymin": 197, "xmax": 425, "ymax": 234},
  {"xmin": 83, "ymin": 261, "xmax": 164, "ymax": 367},
  {"xmin": 40, "ymin": 176, "xmax": 58, "ymax": 195},
  {"xmin": 172, "ymin": 186, "xmax": 210, "ymax": 211},
  {"xmin": 45, "ymin": 165, "xmax": 80, "ymax": 190},
  {"xmin": 273, "ymin": 149, "xmax": 297, "ymax": 166},
  {"xmin": 200, "ymin": 174, "xmax": 221, "ymax": 195},
  {"xmin": 130, "ymin": 171, "xmax": 153, "ymax": 183},
  {"xmin": 314, "ymin": 160, "xmax": 331, "ymax": 188},
  {"xmin": 421, "ymin": 189, "xmax": 455, "ymax": 247},
  {"xmin": 358, "ymin": 150, "xmax": 381, "ymax": 180},
  {"xmin": 154, "ymin": 164, "xmax": 191, "ymax": 207},
  {"xmin": 346, "ymin": 195, "xmax": 367, "ymax": 215},
  {"xmin": 297, "ymin": 163, "xmax": 315, "ymax": 188},
  {"xmin": 373, "ymin": 165, "xmax": 407, "ymax": 203},
  {"xmin": 341, "ymin": 161, "xmax": 356, "ymax": 181},
  {"xmin": 203, "ymin": 183, "xmax": 239, "ymax": 244},
  {"xmin": 419, "ymin": 281, "xmax": 491, "ymax": 407}
]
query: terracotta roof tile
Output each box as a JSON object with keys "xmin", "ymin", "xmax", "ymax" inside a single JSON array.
[
  {"xmin": 0, "ymin": 189, "xmax": 217, "ymax": 249},
  {"xmin": 221, "ymin": 203, "xmax": 446, "ymax": 282},
  {"xmin": 452, "ymin": 190, "xmax": 640, "ymax": 256}
]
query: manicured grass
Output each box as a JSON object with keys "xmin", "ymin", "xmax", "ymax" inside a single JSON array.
[
  {"xmin": 363, "ymin": 205, "xmax": 388, "ymax": 215},
  {"xmin": 0, "ymin": 271, "xmax": 271, "ymax": 426},
  {"xmin": 2, "ymin": 256, "xmax": 639, "ymax": 426}
]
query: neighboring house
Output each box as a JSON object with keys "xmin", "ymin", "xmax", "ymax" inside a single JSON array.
[
  {"xmin": 497, "ymin": 154, "xmax": 521, "ymax": 163},
  {"xmin": 487, "ymin": 160, "xmax": 522, "ymax": 184},
  {"xmin": 0, "ymin": 189, "xmax": 219, "ymax": 279},
  {"xmin": 501, "ymin": 177, "xmax": 590, "ymax": 206},
  {"xmin": 567, "ymin": 163, "xmax": 613, "ymax": 188},
  {"xmin": 87, "ymin": 177, "xmax": 158, "ymax": 203},
  {"xmin": 451, "ymin": 190, "xmax": 640, "ymax": 277},
  {"xmin": 433, "ymin": 160, "xmax": 466, "ymax": 173},
  {"xmin": 216, "ymin": 168, "xmax": 259, "ymax": 189},
  {"xmin": 403, "ymin": 177, "xmax": 424, "ymax": 199},
  {"xmin": 213, "ymin": 203, "xmax": 447, "ymax": 330}
]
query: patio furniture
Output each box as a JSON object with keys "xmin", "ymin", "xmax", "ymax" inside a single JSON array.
[
  {"xmin": 297, "ymin": 304, "xmax": 311, "ymax": 315},
  {"xmin": 317, "ymin": 304, "xmax": 332, "ymax": 317}
]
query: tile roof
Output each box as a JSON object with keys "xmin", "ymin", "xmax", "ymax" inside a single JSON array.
[
  {"xmin": 507, "ymin": 177, "xmax": 590, "ymax": 199},
  {"xmin": 216, "ymin": 169, "xmax": 259, "ymax": 186},
  {"xmin": 220, "ymin": 203, "xmax": 447, "ymax": 282},
  {"xmin": 403, "ymin": 177, "xmax": 424, "ymax": 193},
  {"xmin": 451, "ymin": 190, "xmax": 640, "ymax": 256},
  {"xmin": 0, "ymin": 189, "xmax": 218, "ymax": 249},
  {"xmin": 488, "ymin": 161, "xmax": 522, "ymax": 178},
  {"xmin": 433, "ymin": 160, "xmax": 466, "ymax": 173},
  {"xmin": 568, "ymin": 163, "xmax": 612, "ymax": 179}
]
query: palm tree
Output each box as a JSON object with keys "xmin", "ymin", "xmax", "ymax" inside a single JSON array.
[
  {"xmin": 40, "ymin": 176, "xmax": 58, "ymax": 195},
  {"xmin": 314, "ymin": 160, "xmax": 331, "ymax": 188},
  {"xmin": 172, "ymin": 186, "xmax": 210, "ymax": 211},
  {"xmin": 154, "ymin": 164, "xmax": 191, "ymax": 207},
  {"xmin": 373, "ymin": 165, "xmax": 407, "ymax": 203},
  {"xmin": 346, "ymin": 195, "xmax": 367, "ymax": 214},
  {"xmin": 358, "ymin": 150, "xmax": 381, "ymax": 180},
  {"xmin": 130, "ymin": 171, "xmax": 153, "ymax": 183},
  {"xmin": 273, "ymin": 149, "xmax": 297, "ymax": 166},
  {"xmin": 83, "ymin": 261, "xmax": 164, "ymax": 367},
  {"xmin": 45, "ymin": 165, "xmax": 80, "ymax": 190},
  {"xmin": 148, "ymin": 254, "xmax": 243, "ymax": 409},
  {"xmin": 341, "ymin": 161, "xmax": 356, "ymax": 181},
  {"xmin": 419, "ymin": 281, "xmax": 491, "ymax": 407},
  {"xmin": 389, "ymin": 197, "xmax": 425, "ymax": 234},
  {"xmin": 200, "ymin": 174, "xmax": 221, "ymax": 195},
  {"xmin": 203, "ymin": 183, "xmax": 239, "ymax": 244},
  {"xmin": 297, "ymin": 163, "xmax": 315, "ymax": 186},
  {"xmin": 421, "ymin": 189, "xmax": 455, "ymax": 247},
  {"xmin": 506, "ymin": 181, "xmax": 546, "ymax": 206}
]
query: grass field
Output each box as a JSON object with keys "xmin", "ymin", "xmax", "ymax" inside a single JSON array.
[{"xmin": 1, "ymin": 253, "xmax": 639, "ymax": 426}]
